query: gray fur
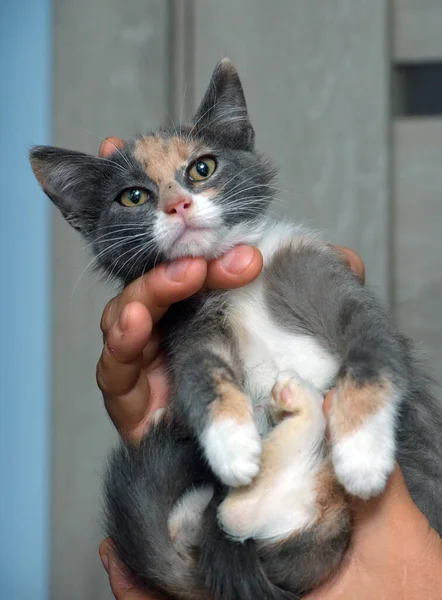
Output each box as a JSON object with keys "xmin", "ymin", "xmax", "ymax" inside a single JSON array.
[{"xmin": 30, "ymin": 59, "xmax": 442, "ymax": 599}]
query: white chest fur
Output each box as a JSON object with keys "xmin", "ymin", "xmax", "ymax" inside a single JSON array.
[{"xmin": 228, "ymin": 223, "xmax": 339, "ymax": 430}]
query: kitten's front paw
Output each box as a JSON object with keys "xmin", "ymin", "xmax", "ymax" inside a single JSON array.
[
  {"xmin": 332, "ymin": 419, "xmax": 395, "ymax": 499},
  {"xmin": 202, "ymin": 419, "xmax": 262, "ymax": 487}
]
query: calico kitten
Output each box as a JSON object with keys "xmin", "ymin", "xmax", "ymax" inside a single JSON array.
[{"xmin": 30, "ymin": 59, "xmax": 442, "ymax": 600}]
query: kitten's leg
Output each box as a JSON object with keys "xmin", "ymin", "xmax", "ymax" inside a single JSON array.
[
  {"xmin": 329, "ymin": 374, "xmax": 400, "ymax": 499},
  {"xmin": 218, "ymin": 372, "xmax": 327, "ymax": 541},
  {"xmin": 218, "ymin": 372, "xmax": 350, "ymax": 594},
  {"xmin": 171, "ymin": 341, "xmax": 261, "ymax": 487},
  {"xmin": 266, "ymin": 242, "xmax": 409, "ymax": 499}
]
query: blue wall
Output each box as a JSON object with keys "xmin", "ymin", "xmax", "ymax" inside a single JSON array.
[{"xmin": 0, "ymin": 1, "xmax": 51, "ymax": 599}]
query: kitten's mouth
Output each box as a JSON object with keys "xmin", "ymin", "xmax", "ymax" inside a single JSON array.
[
  {"xmin": 165, "ymin": 222, "xmax": 220, "ymax": 259},
  {"xmin": 175, "ymin": 225, "xmax": 211, "ymax": 242}
]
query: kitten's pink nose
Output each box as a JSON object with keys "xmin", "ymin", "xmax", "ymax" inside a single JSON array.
[{"xmin": 165, "ymin": 197, "xmax": 193, "ymax": 217}]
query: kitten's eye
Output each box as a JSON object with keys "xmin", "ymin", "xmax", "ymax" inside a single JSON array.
[
  {"xmin": 187, "ymin": 157, "xmax": 216, "ymax": 182},
  {"xmin": 118, "ymin": 188, "xmax": 150, "ymax": 207}
]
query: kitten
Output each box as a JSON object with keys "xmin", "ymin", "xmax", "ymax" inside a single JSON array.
[{"xmin": 30, "ymin": 59, "xmax": 442, "ymax": 600}]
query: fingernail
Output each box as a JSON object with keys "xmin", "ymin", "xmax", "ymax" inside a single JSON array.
[
  {"xmin": 100, "ymin": 552, "xmax": 109, "ymax": 572},
  {"xmin": 221, "ymin": 246, "xmax": 254, "ymax": 274},
  {"xmin": 165, "ymin": 258, "xmax": 191, "ymax": 281}
]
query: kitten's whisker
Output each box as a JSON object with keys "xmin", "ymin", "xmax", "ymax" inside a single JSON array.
[
  {"xmin": 112, "ymin": 237, "xmax": 157, "ymax": 282},
  {"xmin": 163, "ymin": 109, "xmax": 179, "ymax": 138},
  {"xmin": 195, "ymin": 113, "xmax": 249, "ymax": 137},
  {"xmin": 222, "ymin": 183, "xmax": 284, "ymax": 203},
  {"xmin": 186, "ymin": 98, "xmax": 220, "ymax": 141},
  {"xmin": 86, "ymin": 227, "xmax": 148, "ymax": 247},
  {"xmin": 219, "ymin": 170, "xmax": 271, "ymax": 197},
  {"xmin": 72, "ymin": 233, "xmax": 148, "ymax": 293},
  {"xmin": 221, "ymin": 184, "xmax": 277, "ymax": 204},
  {"xmin": 94, "ymin": 223, "xmax": 148, "ymax": 232},
  {"xmin": 179, "ymin": 82, "xmax": 187, "ymax": 138}
]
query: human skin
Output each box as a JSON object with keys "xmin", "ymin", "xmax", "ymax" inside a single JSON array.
[{"xmin": 96, "ymin": 138, "xmax": 442, "ymax": 600}]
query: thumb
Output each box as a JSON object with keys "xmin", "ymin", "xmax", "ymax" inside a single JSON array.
[
  {"xmin": 350, "ymin": 464, "xmax": 435, "ymax": 558},
  {"xmin": 99, "ymin": 539, "xmax": 154, "ymax": 600},
  {"xmin": 349, "ymin": 465, "xmax": 442, "ymax": 598}
]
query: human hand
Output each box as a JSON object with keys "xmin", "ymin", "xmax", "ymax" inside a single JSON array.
[{"xmin": 305, "ymin": 462, "xmax": 442, "ymax": 599}]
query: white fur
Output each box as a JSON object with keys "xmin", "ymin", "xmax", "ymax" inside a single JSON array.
[
  {"xmin": 153, "ymin": 193, "xmax": 223, "ymax": 259},
  {"xmin": 228, "ymin": 230, "xmax": 338, "ymax": 433},
  {"xmin": 201, "ymin": 419, "xmax": 262, "ymax": 487},
  {"xmin": 219, "ymin": 373, "xmax": 326, "ymax": 541},
  {"xmin": 168, "ymin": 485, "xmax": 214, "ymax": 541},
  {"xmin": 331, "ymin": 402, "xmax": 397, "ymax": 499},
  {"xmin": 255, "ymin": 220, "xmax": 321, "ymax": 261},
  {"xmin": 153, "ymin": 193, "xmax": 265, "ymax": 260}
]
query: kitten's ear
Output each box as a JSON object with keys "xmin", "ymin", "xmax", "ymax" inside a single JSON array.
[
  {"xmin": 192, "ymin": 58, "xmax": 254, "ymax": 150},
  {"xmin": 30, "ymin": 146, "xmax": 109, "ymax": 235}
]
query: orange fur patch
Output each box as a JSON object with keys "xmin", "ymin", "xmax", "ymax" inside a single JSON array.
[
  {"xmin": 314, "ymin": 460, "xmax": 349, "ymax": 536},
  {"xmin": 332, "ymin": 376, "xmax": 394, "ymax": 437},
  {"xmin": 133, "ymin": 135, "xmax": 211, "ymax": 189},
  {"xmin": 209, "ymin": 373, "xmax": 252, "ymax": 424},
  {"xmin": 134, "ymin": 135, "xmax": 191, "ymax": 184}
]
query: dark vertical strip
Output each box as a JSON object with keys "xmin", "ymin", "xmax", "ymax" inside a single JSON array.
[
  {"xmin": 169, "ymin": 0, "xmax": 195, "ymax": 123},
  {"xmin": 394, "ymin": 64, "xmax": 442, "ymax": 116}
]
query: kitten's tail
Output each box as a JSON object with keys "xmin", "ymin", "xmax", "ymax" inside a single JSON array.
[{"xmin": 104, "ymin": 418, "xmax": 211, "ymax": 600}]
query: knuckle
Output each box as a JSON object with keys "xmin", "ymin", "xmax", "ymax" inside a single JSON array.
[
  {"xmin": 101, "ymin": 298, "xmax": 118, "ymax": 334},
  {"xmin": 96, "ymin": 357, "xmax": 110, "ymax": 395}
]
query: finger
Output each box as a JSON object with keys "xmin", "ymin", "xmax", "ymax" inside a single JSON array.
[
  {"xmin": 97, "ymin": 303, "xmax": 153, "ymax": 436},
  {"xmin": 100, "ymin": 539, "xmax": 154, "ymax": 600},
  {"xmin": 99, "ymin": 136, "xmax": 126, "ymax": 158},
  {"xmin": 205, "ymin": 246, "xmax": 263, "ymax": 289},
  {"xmin": 334, "ymin": 245, "xmax": 365, "ymax": 283},
  {"xmin": 101, "ymin": 258, "xmax": 208, "ymax": 334},
  {"xmin": 97, "ymin": 302, "xmax": 152, "ymax": 396}
]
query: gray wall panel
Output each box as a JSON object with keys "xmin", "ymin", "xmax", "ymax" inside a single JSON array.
[
  {"xmin": 193, "ymin": 0, "xmax": 391, "ymax": 297},
  {"xmin": 393, "ymin": 0, "xmax": 442, "ymax": 62},
  {"xmin": 394, "ymin": 119, "xmax": 442, "ymax": 383}
]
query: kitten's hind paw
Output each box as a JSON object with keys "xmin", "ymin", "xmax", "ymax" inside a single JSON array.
[
  {"xmin": 331, "ymin": 413, "xmax": 395, "ymax": 499},
  {"xmin": 202, "ymin": 419, "xmax": 262, "ymax": 487},
  {"xmin": 271, "ymin": 371, "xmax": 324, "ymax": 423}
]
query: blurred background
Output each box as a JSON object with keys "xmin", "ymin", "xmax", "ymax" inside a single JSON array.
[{"xmin": 1, "ymin": 1, "xmax": 441, "ymax": 599}]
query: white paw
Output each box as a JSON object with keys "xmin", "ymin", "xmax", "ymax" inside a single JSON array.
[
  {"xmin": 202, "ymin": 419, "xmax": 262, "ymax": 487},
  {"xmin": 332, "ymin": 416, "xmax": 395, "ymax": 499}
]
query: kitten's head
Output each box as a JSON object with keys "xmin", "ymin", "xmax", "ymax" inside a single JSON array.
[{"xmin": 30, "ymin": 59, "xmax": 276, "ymax": 283}]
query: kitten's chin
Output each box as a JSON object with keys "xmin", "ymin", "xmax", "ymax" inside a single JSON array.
[
  {"xmin": 166, "ymin": 229, "xmax": 222, "ymax": 260},
  {"xmin": 163, "ymin": 220, "xmax": 268, "ymax": 261}
]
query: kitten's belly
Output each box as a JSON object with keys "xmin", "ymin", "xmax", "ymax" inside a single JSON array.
[{"xmin": 229, "ymin": 281, "xmax": 339, "ymax": 432}]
